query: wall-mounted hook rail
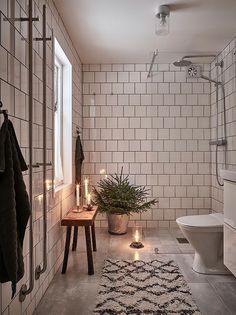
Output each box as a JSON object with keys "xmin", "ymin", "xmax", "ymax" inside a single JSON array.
[
  {"xmin": 3, "ymin": 16, "xmax": 39, "ymax": 22},
  {"xmin": 0, "ymin": 101, "xmax": 8, "ymax": 117},
  {"xmin": 19, "ymin": 0, "xmax": 39, "ymax": 303},
  {"xmin": 27, "ymin": 163, "xmax": 40, "ymax": 168},
  {"xmin": 76, "ymin": 126, "xmax": 81, "ymax": 135},
  {"xmin": 36, "ymin": 162, "xmax": 53, "ymax": 167},
  {"xmin": 34, "ymin": 5, "xmax": 52, "ymax": 281}
]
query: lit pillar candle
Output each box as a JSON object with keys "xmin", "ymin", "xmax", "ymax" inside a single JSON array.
[
  {"xmin": 84, "ymin": 178, "xmax": 89, "ymax": 200},
  {"xmin": 135, "ymin": 229, "xmax": 139, "ymax": 242},
  {"xmin": 87, "ymin": 193, "xmax": 91, "ymax": 205},
  {"xmin": 76, "ymin": 184, "xmax": 80, "ymax": 206}
]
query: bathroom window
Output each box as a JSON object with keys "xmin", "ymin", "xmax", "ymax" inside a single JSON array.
[{"xmin": 54, "ymin": 38, "xmax": 72, "ymax": 190}]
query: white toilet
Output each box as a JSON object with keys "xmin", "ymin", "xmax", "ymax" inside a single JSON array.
[{"xmin": 176, "ymin": 213, "xmax": 229, "ymax": 274}]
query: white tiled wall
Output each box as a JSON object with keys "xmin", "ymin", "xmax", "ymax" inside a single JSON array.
[
  {"xmin": 0, "ymin": 0, "xmax": 82, "ymax": 314},
  {"xmin": 82, "ymin": 63, "xmax": 212, "ymax": 228},
  {"xmin": 210, "ymin": 38, "xmax": 236, "ymax": 212}
]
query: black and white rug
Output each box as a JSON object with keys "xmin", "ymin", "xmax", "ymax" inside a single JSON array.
[{"xmin": 94, "ymin": 258, "xmax": 201, "ymax": 315}]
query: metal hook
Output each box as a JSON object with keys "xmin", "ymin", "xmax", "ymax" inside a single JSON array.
[{"xmin": 76, "ymin": 127, "xmax": 81, "ymax": 135}]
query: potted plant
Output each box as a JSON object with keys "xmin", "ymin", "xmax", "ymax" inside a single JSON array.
[{"xmin": 92, "ymin": 169, "xmax": 158, "ymax": 234}]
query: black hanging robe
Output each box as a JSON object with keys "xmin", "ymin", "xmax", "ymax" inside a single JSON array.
[
  {"xmin": 0, "ymin": 116, "xmax": 31, "ymax": 298},
  {"xmin": 75, "ymin": 133, "xmax": 84, "ymax": 185}
]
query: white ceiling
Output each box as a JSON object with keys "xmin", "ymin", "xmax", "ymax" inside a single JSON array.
[{"xmin": 53, "ymin": 0, "xmax": 236, "ymax": 64}]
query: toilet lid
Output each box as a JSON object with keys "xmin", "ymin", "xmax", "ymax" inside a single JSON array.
[{"xmin": 176, "ymin": 213, "xmax": 223, "ymax": 228}]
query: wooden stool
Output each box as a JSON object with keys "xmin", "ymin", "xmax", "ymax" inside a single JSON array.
[{"xmin": 61, "ymin": 206, "xmax": 98, "ymax": 275}]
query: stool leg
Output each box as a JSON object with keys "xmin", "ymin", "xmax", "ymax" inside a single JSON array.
[
  {"xmin": 91, "ymin": 223, "xmax": 97, "ymax": 252},
  {"xmin": 62, "ymin": 226, "xmax": 72, "ymax": 274},
  {"xmin": 84, "ymin": 226, "xmax": 94, "ymax": 275},
  {"xmin": 72, "ymin": 226, "xmax": 78, "ymax": 251}
]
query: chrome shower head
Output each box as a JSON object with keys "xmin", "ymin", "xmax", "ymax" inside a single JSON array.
[{"xmin": 173, "ymin": 59, "xmax": 192, "ymax": 67}]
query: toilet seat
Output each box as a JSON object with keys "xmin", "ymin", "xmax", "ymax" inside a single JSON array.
[{"xmin": 176, "ymin": 213, "xmax": 223, "ymax": 232}]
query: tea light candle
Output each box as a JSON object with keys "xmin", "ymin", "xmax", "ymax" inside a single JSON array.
[
  {"xmin": 76, "ymin": 184, "xmax": 80, "ymax": 206},
  {"xmin": 130, "ymin": 225, "xmax": 144, "ymax": 249}
]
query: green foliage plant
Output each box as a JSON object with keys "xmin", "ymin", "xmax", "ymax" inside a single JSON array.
[{"xmin": 92, "ymin": 168, "xmax": 158, "ymax": 215}]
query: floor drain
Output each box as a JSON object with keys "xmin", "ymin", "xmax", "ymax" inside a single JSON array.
[
  {"xmin": 154, "ymin": 248, "xmax": 159, "ymax": 254},
  {"xmin": 176, "ymin": 237, "xmax": 189, "ymax": 244}
]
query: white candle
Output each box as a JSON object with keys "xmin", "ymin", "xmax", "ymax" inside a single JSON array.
[
  {"xmin": 46, "ymin": 179, "xmax": 50, "ymax": 191},
  {"xmin": 87, "ymin": 193, "xmax": 91, "ymax": 205},
  {"xmin": 76, "ymin": 184, "xmax": 80, "ymax": 206},
  {"xmin": 85, "ymin": 178, "xmax": 89, "ymax": 200},
  {"xmin": 135, "ymin": 230, "xmax": 139, "ymax": 242}
]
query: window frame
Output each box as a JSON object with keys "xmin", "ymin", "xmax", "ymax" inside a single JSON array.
[{"xmin": 53, "ymin": 38, "xmax": 72, "ymax": 191}]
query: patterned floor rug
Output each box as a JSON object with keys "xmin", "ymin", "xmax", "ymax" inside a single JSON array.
[{"xmin": 94, "ymin": 258, "xmax": 201, "ymax": 315}]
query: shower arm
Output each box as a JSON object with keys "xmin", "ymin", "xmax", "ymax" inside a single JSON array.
[{"xmin": 182, "ymin": 54, "xmax": 216, "ymax": 61}]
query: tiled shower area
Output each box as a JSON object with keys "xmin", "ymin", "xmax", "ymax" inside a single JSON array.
[
  {"xmin": 83, "ymin": 62, "xmax": 212, "ymax": 228},
  {"xmin": 0, "ymin": 0, "xmax": 236, "ymax": 314},
  {"xmin": 83, "ymin": 39, "xmax": 236, "ymax": 228}
]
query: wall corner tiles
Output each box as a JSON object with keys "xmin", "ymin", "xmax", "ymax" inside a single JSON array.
[
  {"xmin": 210, "ymin": 38, "xmax": 236, "ymax": 213},
  {"xmin": 0, "ymin": 0, "xmax": 82, "ymax": 314}
]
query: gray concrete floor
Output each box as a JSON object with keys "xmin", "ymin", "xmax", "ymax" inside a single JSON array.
[{"xmin": 34, "ymin": 228, "xmax": 236, "ymax": 315}]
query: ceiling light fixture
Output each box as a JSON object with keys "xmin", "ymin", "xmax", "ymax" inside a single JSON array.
[{"xmin": 155, "ymin": 5, "xmax": 170, "ymax": 36}]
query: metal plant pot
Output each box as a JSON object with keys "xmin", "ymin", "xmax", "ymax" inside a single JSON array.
[{"xmin": 107, "ymin": 213, "xmax": 129, "ymax": 235}]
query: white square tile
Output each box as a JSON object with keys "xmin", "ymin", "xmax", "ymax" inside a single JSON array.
[
  {"xmin": 112, "ymin": 83, "xmax": 123, "ymax": 94},
  {"xmin": 118, "ymin": 72, "xmax": 129, "ymax": 82},
  {"xmin": 101, "ymin": 83, "xmax": 111, "ymax": 94},
  {"xmin": 112, "ymin": 106, "xmax": 123, "ymax": 116},
  {"xmin": 135, "ymin": 83, "xmax": 146, "ymax": 94},
  {"xmin": 83, "ymin": 72, "xmax": 94, "ymax": 83},
  {"xmin": 130, "ymin": 95, "xmax": 141, "ymax": 105},
  {"xmin": 129, "ymin": 72, "xmax": 140, "ymax": 82},
  {"xmin": 170, "ymin": 83, "xmax": 180, "ymax": 94},
  {"xmin": 124, "ymin": 107, "xmax": 135, "ymax": 117},
  {"xmin": 118, "ymin": 140, "xmax": 129, "ymax": 151},
  {"xmin": 158, "ymin": 83, "xmax": 169, "ymax": 94},
  {"xmin": 112, "ymin": 64, "xmax": 124, "ymax": 71},
  {"xmin": 118, "ymin": 117, "xmax": 129, "ymax": 128},
  {"xmin": 95, "ymin": 72, "xmax": 106, "ymax": 82},
  {"xmin": 118, "ymin": 95, "xmax": 129, "ymax": 105},
  {"xmin": 141, "ymin": 95, "xmax": 152, "ymax": 106},
  {"xmin": 107, "ymin": 117, "xmax": 118, "ymax": 128},
  {"xmin": 124, "ymin": 129, "xmax": 135, "ymax": 140},
  {"xmin": 107, "ymin": 72, "xmax": 117, "ymax": 82},
  {"xmin": 124, "ymin": 83, "xmax": 134, "ymax": 94},
  {"xmin": 124, "ymin": 64, "xmax": 134, "ymax": 71},
  {"xmin": 147, "ymin": 83, "xmax": 158, "ymax": 94},
  {"xmin": 112, "ymin": 129, "xmax": 124, "ymax": 139}
]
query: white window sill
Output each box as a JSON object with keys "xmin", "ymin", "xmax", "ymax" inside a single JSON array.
[{"xmin": 54, "ymin": 182, "xmax": 71, "ymax": 193}]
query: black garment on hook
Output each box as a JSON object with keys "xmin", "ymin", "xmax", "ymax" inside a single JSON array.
[
  {"xmin": 0, "ymin": 117, "xmax": 31, "ymax": 298},
  {"xmin": 75, "ymin": 133, "xmax": 84, "ymax": 184}
]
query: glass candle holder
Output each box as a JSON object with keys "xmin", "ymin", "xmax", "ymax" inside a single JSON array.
[{"xmin": 130, "ymin": 225, "xmax": 144, "ymax": 249}]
